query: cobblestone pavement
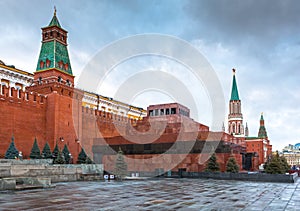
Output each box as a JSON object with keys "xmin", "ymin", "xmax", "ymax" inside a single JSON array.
[{"xmin": 1, "ymin": 178, "xmax": 300, "ymax": 210}]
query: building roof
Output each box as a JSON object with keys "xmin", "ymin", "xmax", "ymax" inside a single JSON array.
[
  {"xmin": 0, "ymin": 62, "xmax": 33, "ymax": 77},
  {"xmin": 258, "ymin": 113, "xmax": 268, "ymax": 138},
  {"xmin": 36, "ymin": 9, "xmax": 72, "ymax": 75},
  {"xmin": 36, "ymin": 41, "xmax": 73, "ymax": 75},
  {"xmin": 230, "ymin": 68, "xmax": 240, "ymax": 101},
  {"xmin": 48, "ymin": 8, "xmax": 61, "ymax": 28}
]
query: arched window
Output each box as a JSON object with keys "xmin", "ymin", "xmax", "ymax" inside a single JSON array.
[
  {"xmin": 10, "ymin": 87, "xmax": 14, "ymax": 97},
  {"xmin": 16, "ymin": 85, "xmax": 22, "ymax": 98}
]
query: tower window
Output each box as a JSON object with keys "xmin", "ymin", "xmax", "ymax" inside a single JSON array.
[
  {"xmin": 160, "ymin": 109, "xmax": 164, "ymax": 115},
  {"xmin": 46, "ymin": 59, "xmax": 51, "ymax": 68},
  {"xmin": 171, "ymin": 108, "xmax": 176, "ymax": 114},
  {"xmin": 166, "ymin": 108, "xmax": 170, "ymax": 115},
  {"xmin": 232, "ymin": 123, "xmax": 236, "ymax": 133},
  {"xmin": 58, "ymin": 76, "xmax": 62, "ymax": 82},
  {"xmin": 40, "ymin": 60, "xmax": 44, "ymax": 69},
  {"xmin": 58, "ymin": 61, "xmax": 64, "ymax": 69},
  {"xmin": 10, "ymin": 87, "xmax": 13, "ymax": 97},
  {"xmin": 149, "ymin": 110, "xmax": 153, "ymax": 116},
  {"xmin": 64, "ymin": 63, "xmax": 69, "ymax": 70}
]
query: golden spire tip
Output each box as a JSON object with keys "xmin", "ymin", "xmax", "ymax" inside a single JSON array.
[{"xmin": 54, "ymin": 6, "xmax": 57, "ymax": 16}]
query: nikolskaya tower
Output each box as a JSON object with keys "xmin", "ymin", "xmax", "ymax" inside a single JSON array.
[{"xmin": 227, "ymin": 68, "xmax": 248, "ymax": 137}]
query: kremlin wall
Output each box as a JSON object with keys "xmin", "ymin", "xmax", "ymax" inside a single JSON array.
[{"xmin": 0, "ymin": 11, "xmax": 272, "ymax": 174}]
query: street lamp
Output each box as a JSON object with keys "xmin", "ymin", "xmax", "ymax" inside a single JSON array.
[{"xmin": 69, "ymin": 153, "xmax": 73, "ymax": 164}]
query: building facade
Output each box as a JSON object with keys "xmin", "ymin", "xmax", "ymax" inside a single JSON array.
[
  {"xmin": 0, "ymin": 11, "xmax": 145, "ymax": 160},
  {"xmin": 282, "ymin": 143, "xmax": 300, "ymax": 166},
  {"xmin": 228, "ymin": 69, "xmax": 245, "ymax": 137},
  {"xmin": 245, "ymin": 113, "xmax": 272, "ymax": 166},
  {"xmin": 0, "ymin": 10, "xmax": 272, "ymax": 173},
  {"xmin": 227, "ymin": 69, "xmax": 272, "ymax": 170}
]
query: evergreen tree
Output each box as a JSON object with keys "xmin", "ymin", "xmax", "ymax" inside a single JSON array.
[
  {"xmin": 53, "ymin": 150, "xmax": 65, "ymax": 164},
  {"xmin": 52, "ymin": 143, "xmax": 59, "ymax": 159},
  {"xmin": 226, "ymin": 157, "xmax": 239, "ymax": 173},
  {"xmin": 77, "ymin": 148, "xmax": 87, "ymax": 164},
  {"xmin": 280, "ymin": 156, "xmax": 290, "ymax": 173},
  {"xmin": 62, "ymin": 144, "xmax": 70, "ymax": 164},
  {"xmin": 86, "ymin": 156, "xmax": 94, "ymax": 164},
  {"xmin": 265, "ymin": 151, "xmax": 288, "ymax": 174},
  {"xmin": 5, "ymin": 135, "xmax": 19, "ymax": 159},
  {"xmin": 29, "ymin": 138, "xmax": 41, "ymax": 159},
  {"xmin": 42, "ymin": 142, "xmax": 52, "ymax": 159},
  {"xmin": 114, "ymin": 148, "xmax": 128, "ymax": 180},
  {"xmin": 205, "ymin": 153, "xmax": 220, "ymax": 172}
]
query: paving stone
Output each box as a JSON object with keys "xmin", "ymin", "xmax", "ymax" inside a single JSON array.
[{"xmin": 0, "ymin": 178, "xmax": 300, "ymax": 210}]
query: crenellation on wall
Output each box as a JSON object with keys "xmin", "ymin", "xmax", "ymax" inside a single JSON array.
[{"xmin": 0, "ymin": 85, "xmax": 47, "ymax": 106}]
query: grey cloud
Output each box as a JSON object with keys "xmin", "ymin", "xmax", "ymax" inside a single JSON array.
[{"xmin": 184, "ymin": 0, "xmax": 300, "ymax": 46}]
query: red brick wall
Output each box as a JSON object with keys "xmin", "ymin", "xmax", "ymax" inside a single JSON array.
[
  {"xmin": 0, "ymin": 86, "xmax": 47, "ymax": 158},
  {"xmin": 101, "ymin": 153, "xmax": 243, "ymax": 173}
]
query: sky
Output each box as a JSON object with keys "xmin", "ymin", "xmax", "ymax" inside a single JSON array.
[{"xmin": 1, "ymin": 0, "xmax": 300, "ymax": 151}]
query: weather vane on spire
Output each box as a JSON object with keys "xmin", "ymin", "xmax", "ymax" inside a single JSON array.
[
  {"xmin": 232, "ymin": 68, "xmax": 236, "ymax": 74},
  {"xmin": 54, "ymin": 6, "xmax": 57, "ymax": 16}
]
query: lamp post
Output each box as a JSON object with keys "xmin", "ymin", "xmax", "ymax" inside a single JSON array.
[
  {"xmin": 56, "ymin": 137, "xmax": 64, "ymax": 149},
  {"xmin": 69, "ymin": 153, "xmax": 73, "ymax": 164},
  {"xmin": 76, "ymin": 138, "xmax": 80, "ymax": 153}
]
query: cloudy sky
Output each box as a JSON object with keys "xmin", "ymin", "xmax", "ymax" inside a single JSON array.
[{"xmin": 1, "ymin": 0, "xmax": 300, "ymax": 151}]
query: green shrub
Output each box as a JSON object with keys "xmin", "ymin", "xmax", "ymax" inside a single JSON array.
[
  {"xmin": 5, "ymin": 136, "xmax": 19, "ymax": 159},
  {"xmin": 29, "ymin": 138, "xmax": 41, "ymax": 159},
  {"xmin": 226, "ymin": 157, "xmax": 239, "ymax": 173},
  {"xmin": 205, "ymin": 153, "xmax": 220, "ymax": 172}
]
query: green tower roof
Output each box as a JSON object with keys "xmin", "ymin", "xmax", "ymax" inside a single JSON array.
[
  {"xmin": 258, "ymin": 113, "xmax": 268, "ymax": 138},
  {"xmin": 230, "ymin": 69, "xmax": 240, "ymax": 101},
  {"xmin": 48, "ymin": 8, "xmax": 61, "ymax": 27},
  {"xmin": 260, "ymin": 113, "xmax": 264, "ymax": 120},
  {"xmin": 36, "ymin": 41, "xmax": 73, "ymax": 75},
  {"xmin": 36, "ymin": 8, "xmax": 72, "ymax": 75}
]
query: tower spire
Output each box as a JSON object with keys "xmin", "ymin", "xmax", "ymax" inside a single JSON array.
[
  {"xmin": 245, "ymin": 122, "xmax": 249, "ymax": 137},
  {"xmin": 258, "ymin": 112, "xmax": 268, "ymax": 138},
  {"xmin": 230, "ymin": 68, "xmax": 240, "ymax": 101},
  {"xmin": 30, "ymin": 8, "xmax": 75, "ymax": 94},
  {"xmin": 36, "ymin": 8, "xmax": 72, "ymax": 75},
  {"xmin": 228, "ymin": 68, "xmax": 244, "ymax": 137}
]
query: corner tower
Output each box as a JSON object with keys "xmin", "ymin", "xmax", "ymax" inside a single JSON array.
[
  {"xmin": 33, "ymin": 7, "xmax": 74, "ymax": 90},
  {"xmin": 228, "ymin": 68, "xmax": 244, "ymax": 137},
  {"xmin": 27, "ymin": 8, "xmax": 79, "ymax": 157}
]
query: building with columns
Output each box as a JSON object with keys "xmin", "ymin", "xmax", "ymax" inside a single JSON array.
[{"xmin": 0, "ymin": 60, "xmax": 33, "ymax": 92}]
